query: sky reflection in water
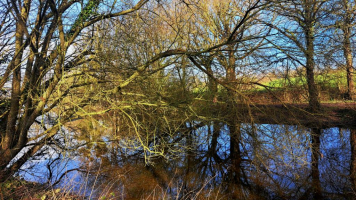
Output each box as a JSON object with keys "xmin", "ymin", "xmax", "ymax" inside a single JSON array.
[{"xmin": 20, "ymin": 123, "xmax": 354, "ymax": 199}]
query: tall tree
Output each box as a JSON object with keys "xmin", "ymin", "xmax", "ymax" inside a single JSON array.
[
  {"xmin": 265, "ymin": 0, "xmax": 327, "ymax": 112},
  {"xmin": 335, "ymin": 0, "xmax": 356, "ymax": 100}
]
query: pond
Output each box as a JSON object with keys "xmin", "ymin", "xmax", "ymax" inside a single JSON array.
[{"xmin": 20, "ymin": 123, "xmax": 356, "ymax": 199}]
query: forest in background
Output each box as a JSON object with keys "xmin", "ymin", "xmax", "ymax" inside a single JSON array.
[{"xmin": 1, "ymin": 0, "xmax": 356, "ymax": 199}]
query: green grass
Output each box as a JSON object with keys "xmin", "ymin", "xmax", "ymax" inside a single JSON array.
[{"xmin": 259, "ymin": 70, "xmax": 350, "ymax": 90}]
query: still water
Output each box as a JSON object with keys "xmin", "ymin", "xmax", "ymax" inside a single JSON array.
[{"xmin": 20, "ymin": 123, "xmax": 355, "ymax": 199}]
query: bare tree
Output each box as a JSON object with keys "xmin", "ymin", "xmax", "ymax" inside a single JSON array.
[
  {"xmin": 334, "ymin": 0, "xmax": 356, "ymax": 100},
  {"xmin": 0, "ymin": 0, "xmax": 150, "ymax": 181},
  {"xmin": 265, "ymin": 0, "xmax": 328, "ymax": 112}
]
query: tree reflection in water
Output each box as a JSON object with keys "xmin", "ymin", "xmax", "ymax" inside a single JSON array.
[{"xmin": 74, "ymin": 123, "xmax": 355, "ymax": 199}]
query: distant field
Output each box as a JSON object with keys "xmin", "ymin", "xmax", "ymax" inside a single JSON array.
[
  {"xmin": 248, "ymin": 70, "xmax": 355, "ymax": 103},
  {"xmin": 258, "ymin": 70, "xmax": 351, "ymax": 90},
  {"xmin": 190, "ymin": 69, "xmax": 354, "ymax": 103}
]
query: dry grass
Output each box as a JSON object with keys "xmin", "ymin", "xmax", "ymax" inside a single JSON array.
[{"xmin": 0, "ymin": 177, "xmax": 83, "ymax": 200}]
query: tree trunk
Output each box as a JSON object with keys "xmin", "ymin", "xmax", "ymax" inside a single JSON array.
[
  {"xmin": 0, "ymin": 0, "xmax": 31, "ymax": 181},
  {"xmin": 342, "ymin": 2, "xmax": 354, "ymax": 100},
  {"xmin": 0, "ymin": 150, "xmax": 16, "ymax": 182},
  {"xmin": 305, "ymin": 24, "xmax": 320, "ymax": 113}
]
